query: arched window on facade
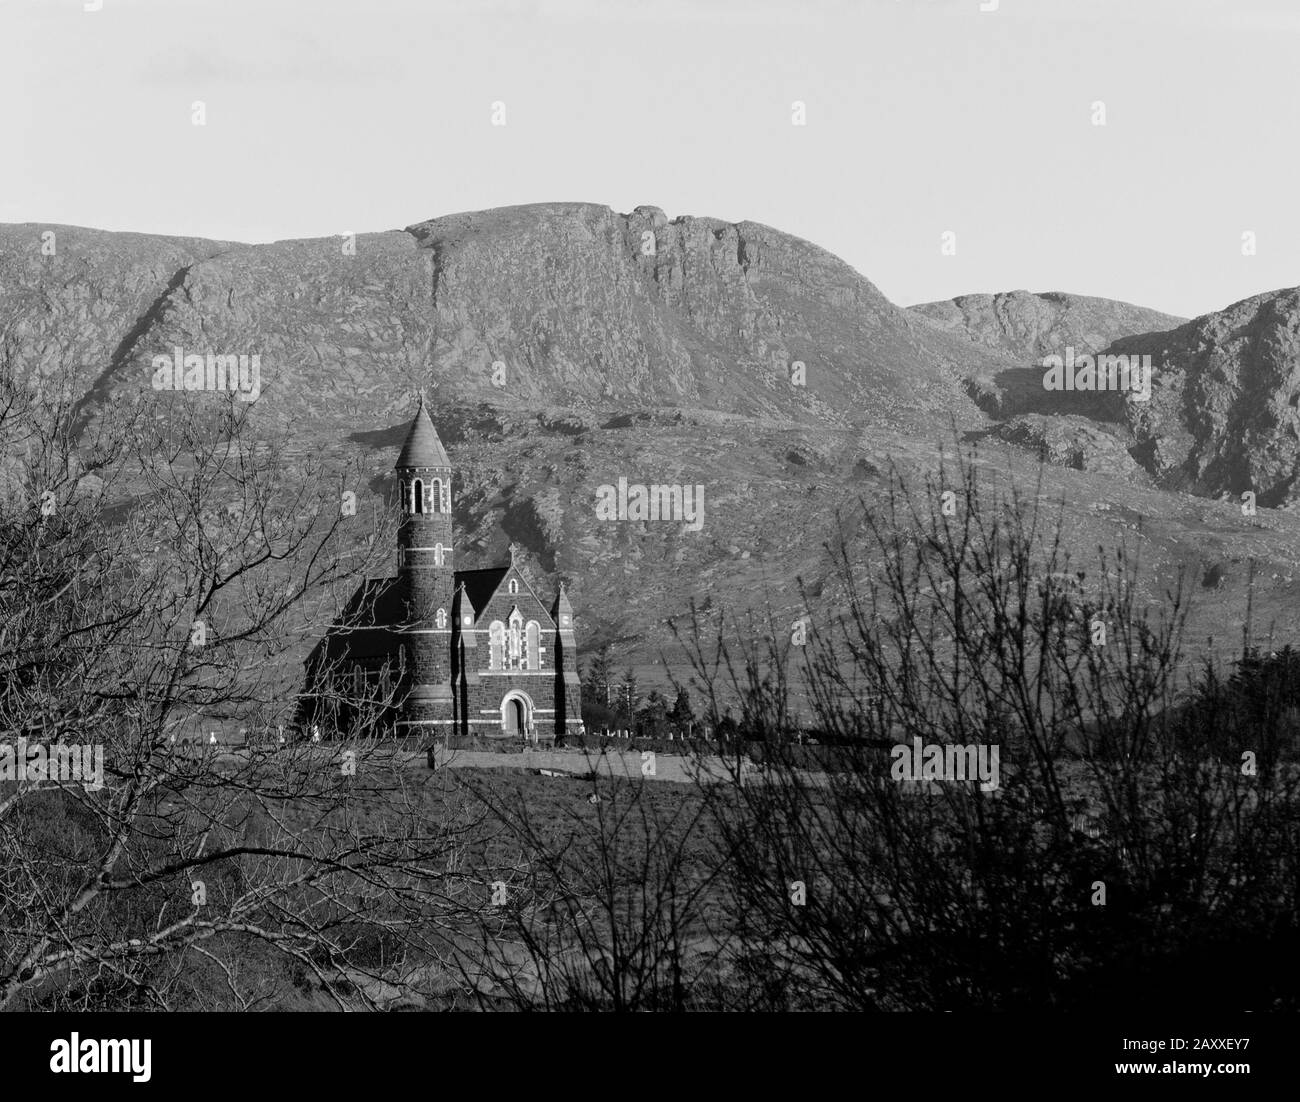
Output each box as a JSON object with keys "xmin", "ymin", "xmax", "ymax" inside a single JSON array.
[
  {"xmin": 507, "ymin": 609, "xmax": 523, "ymax": 670},
  {"xmin": 525, "ymin": 621, "xmax": 540, "ymax": 670},
  {"xmin": 433, "ymin": 543, "xmax": 445, "ymax": 567},
  {"xmin": 489, "ymin": 621, "xmax": 505, "ymax": 670},
  {"xmin": 411, "ymin": 478, "xmax": 424, "ymax": 514},
  {"xmin": 431, "ymin": 479, "xmax": 442, "ymax": 513}
]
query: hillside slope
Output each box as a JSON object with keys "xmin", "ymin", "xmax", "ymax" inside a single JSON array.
[{"xmin": 2, "ymin": 208, "xmax": 1299, "ymax": 692}]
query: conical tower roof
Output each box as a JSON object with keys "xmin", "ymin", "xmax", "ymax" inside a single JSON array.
[{"xmin": 395, "ymin": 391, "xmax": 451, "ymax": 468}]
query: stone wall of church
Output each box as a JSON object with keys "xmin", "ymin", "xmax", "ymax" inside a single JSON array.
[
  {"xmin": 448, "ymin": 621, "xmax": 583, "ymax": 742},
  {"xmin": 450, "ymin": 568, "xmax": 581, "ymax": 740}
]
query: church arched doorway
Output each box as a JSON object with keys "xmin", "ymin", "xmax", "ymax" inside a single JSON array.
[{"xmin": 501, "ymin": 692, "xmax": 532, "ymax": 737}]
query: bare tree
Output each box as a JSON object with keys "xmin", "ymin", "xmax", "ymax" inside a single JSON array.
[
  {"xmin": 676, "ymin": 448, "xmax": 1300, "ymax": 1010},
  {"xmin": 0, "ymin": 379, "xmax": 480, "ymax": 1010}
]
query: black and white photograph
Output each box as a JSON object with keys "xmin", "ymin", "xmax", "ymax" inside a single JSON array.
[{"xmin": 1, "ymin": 0, "xmax": 1296, "ymax": 1084}]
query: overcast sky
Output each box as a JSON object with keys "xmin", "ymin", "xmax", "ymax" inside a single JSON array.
[{"xmin": 2, "ymin": 0, "xmax": 1297, "ymax": 318}]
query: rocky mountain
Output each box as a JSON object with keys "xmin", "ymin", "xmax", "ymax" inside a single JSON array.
[
  {"xmin": 909, "ymin": 289, "xmax": 1184, "ymax": 363},
  {"xmin": 1116, "ymin": 287, "xmax": 1300, "ymax": 506},
  {"xmin": 3, "ymin": 204, "xmax": 1019, "ymax": 438},
  {"xmin": 912, "ymin": 286, "xmax": 1300, "ymax": 510},
  {"xmin": 3, "ymin": 205, "xmax": 1300, "ymax": 693}
]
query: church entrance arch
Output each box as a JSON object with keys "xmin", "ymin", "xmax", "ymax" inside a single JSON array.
[{"xmin": 501, "ymin": 691, "xmax": 534, "ymax": 737}]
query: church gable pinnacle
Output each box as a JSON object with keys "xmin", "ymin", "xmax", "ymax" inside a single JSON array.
[
  {"xmin": 552, "ymin": 580, "xmax": 575, "ymax": 629},
  {"xmin": 452, "ymin": 581, "xmax": 476, "ymax": 629}
]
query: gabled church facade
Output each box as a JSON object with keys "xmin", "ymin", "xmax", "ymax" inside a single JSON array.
[{"xmin": 299, "ymin": 395, "xmax": 583, "ymax": 744}]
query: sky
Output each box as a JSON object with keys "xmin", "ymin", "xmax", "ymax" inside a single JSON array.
[{"xmin": 1, "ymin": 0, "xmax": 1297, "ymax": 319}]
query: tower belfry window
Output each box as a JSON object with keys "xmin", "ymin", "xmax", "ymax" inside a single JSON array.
[
  {"xmin": 411, "ymin": 478, "xmax": 424, "ymax": 514},
  {"xmin": 431, "ymin": 479, "xmax": 442, "ymax": 513}
]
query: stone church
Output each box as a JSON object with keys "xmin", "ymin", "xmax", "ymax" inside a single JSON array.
[{"xmin": 299, "ymin": 395, "xmax": 583, "ymax": 744}]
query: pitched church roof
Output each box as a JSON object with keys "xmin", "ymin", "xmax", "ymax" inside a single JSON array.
[
  {"xmin": 307, "ymin": 564, "xmax": 550, "ymax": 669},
  {"xmin": 456, "ymin": 566, "xmax": 511, "ymax": 615},
  {"xmin": 304, "ymin": 577, "xmax": 404, "ymax": 666},
  {"xmin": 395, "ymin": 391, "xmax": 451, "ymax": 469}
]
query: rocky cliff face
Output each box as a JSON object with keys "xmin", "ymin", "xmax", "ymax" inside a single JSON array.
[
  {"xmin": 909, "ymin": 286, "xmax": 1300, "ymax": 509},
  {"xmin": 403, "ymin": 203, "xmax": 1004, "ymax": 429},
  {"xmin": 1, "ymin": 204, "xmax": 1012, "ymax": 441},
  {"xmin": 1116, "ymin": 287, "xmax": 1300, "ymax": 505},
  {"xmin": 0, "ymin": 224, "xmax": 232, "ymax": 402}
]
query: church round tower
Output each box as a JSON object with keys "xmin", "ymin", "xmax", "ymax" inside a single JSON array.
[{"xmin": 394, "ymin": 392, "xmax": 455, "ymax": 733}]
